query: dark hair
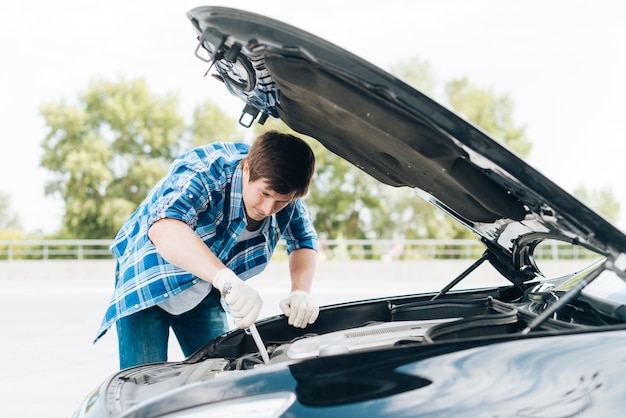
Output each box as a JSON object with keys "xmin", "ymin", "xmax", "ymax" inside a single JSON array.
[{"xmin": 243, "ymin": 131, "xmax": 315, "ymax": 198}]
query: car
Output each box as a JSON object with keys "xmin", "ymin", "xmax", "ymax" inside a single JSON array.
[{"xmin": 72, "ymin": 6, "xmax": 626, "ymax": 417}]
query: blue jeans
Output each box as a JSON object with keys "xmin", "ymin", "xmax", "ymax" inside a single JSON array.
[{"xmin": 116, "ymin": 287, "xmax": 229, "ymax": 369}]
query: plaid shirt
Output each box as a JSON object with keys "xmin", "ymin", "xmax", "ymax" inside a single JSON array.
[{"xmin": 94, "ymin": 142, "xmax": 318, "ymax": 343}]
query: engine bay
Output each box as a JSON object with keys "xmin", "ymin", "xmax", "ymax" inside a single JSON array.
[
  {"xmin": 103, "ymin": 279, "xmax": 626, "ymax": 416},
  {"xmin": 220, "ymin": 292, "xmax": 597, "ymax": 372}
]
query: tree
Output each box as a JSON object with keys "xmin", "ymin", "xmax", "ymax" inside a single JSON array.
[
  {"xmin": 389, "ymin": 56, "xmax": 436, "ymax": 97},
  {"xmin": 306, "ymin": 139, "xmax": 382, "ymax": 240},
  {"xmin": 40, "ymin": 77, "xmax": 239, "ymax": 238},
  {"xmin": 0, "ymin": 192, "xmax": 22, "ymax": 237},
  {"xmin": 190, "ymin": 101, "xmax": 242, "ymax": 146},
  {"xmin": 40, "ymin": 78, "xmax": 183, "ymax": 238},
  {"xmin": 446, "ymin": 77, "xmax": 531, "ymax": 158},
  {"xmin": 574, "ymin": 184, "xmax": 620, "ymax": 223}
]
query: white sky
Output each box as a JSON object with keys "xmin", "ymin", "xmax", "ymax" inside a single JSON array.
[{"xmin": 2, "ymin": 0, "xmax": 626, "ymax": 234}]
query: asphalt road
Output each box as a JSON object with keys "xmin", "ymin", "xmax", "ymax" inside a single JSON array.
[{"xmin": 1, "ymin": 259, "xmax": 584, "ymax": 418}]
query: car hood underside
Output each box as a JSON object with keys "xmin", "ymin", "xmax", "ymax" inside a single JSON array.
[{"xmin": 186, "ymin": 6, "xmax": 626, "ymax": 282}]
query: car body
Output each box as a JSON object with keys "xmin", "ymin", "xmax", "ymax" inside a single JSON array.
[{"xmin": 72, "ymin": 6, "xmax": 626, "ymax": 417}]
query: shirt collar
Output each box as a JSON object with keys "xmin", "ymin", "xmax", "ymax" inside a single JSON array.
[{"xmin": 229, "ymin": 165, "xmax": 246, "ymax": 222}]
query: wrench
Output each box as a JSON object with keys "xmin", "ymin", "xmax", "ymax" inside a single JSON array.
[
  {"xmin": 222, "ymin": 281, "xmax": 270, "ymax": 364},
  {"xmin": 245, "ymin": 323, "xmax": 270, "ymax": 365}
]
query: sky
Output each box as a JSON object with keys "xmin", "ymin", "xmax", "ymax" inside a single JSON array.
[{"xmin": 2, "ymin": 0, "xmax": 626, "ymax": 234}]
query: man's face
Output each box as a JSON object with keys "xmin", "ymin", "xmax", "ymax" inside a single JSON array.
[{"xmin": 242, "ymin": 162, "xmax": 293, "ymax": 221}]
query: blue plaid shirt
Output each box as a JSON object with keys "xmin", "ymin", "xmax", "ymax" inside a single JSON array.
[{"xmin": 94, "ymin": 142, "xmax": 318, "ymax": 342}]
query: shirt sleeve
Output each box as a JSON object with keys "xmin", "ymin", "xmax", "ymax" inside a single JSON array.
[
  {"xmin": 280, "ymin": 199, "xmax": 318, "ymax": 254},
  {"xmin": 146, "ymin": 168, "xmax": 211, "ymax": 230},
  {"xmin": 143, "ymin": 143, "xmax": 247, "ymax": 230}
]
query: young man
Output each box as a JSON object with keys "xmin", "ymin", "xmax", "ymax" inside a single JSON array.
[{"xmin": 94, "ymin": 131, "xmax": 319, "ymax": 369}]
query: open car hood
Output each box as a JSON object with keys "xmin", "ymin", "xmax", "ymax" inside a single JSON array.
[{"xmin": 187, "ymin": 6, "xmax": 626, "ymax": 284}]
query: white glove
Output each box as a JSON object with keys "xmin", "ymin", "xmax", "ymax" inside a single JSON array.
[
  {"xmin": 213, "ymin": 269, "xmax": 262, "ymax": 329},
  {"xmin": 279, "ymin": 290, "xmax": 319, "ymax": 329}
]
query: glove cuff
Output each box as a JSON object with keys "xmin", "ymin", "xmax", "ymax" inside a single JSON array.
[
  {"xmin": 290, "ymin": 290, "xmax": 309, "ymax": 296},
  {"xmin": 213, "ymin": 268, "xmax": 240, "ymax": 293}
]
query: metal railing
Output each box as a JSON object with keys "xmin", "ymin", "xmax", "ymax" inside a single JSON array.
[
  {"xmin": 0, "ymin": 239, "xmax": 114, "ymax": 260},
  {"xmin": 0, "ymin": 239, "xmax": 596, "ymax": 261}
]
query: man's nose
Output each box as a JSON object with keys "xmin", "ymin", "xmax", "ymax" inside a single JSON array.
[{"xmin": 261, "ymin": 198, "xmax": 275, "ymax": 216}]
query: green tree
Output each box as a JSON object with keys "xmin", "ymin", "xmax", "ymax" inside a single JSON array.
[
  {"xmin": 190, "ymin": 101, "xmax": 242, "ymax": 146},
  {"xmin": 41, "ymin": 78, "xmax": 243, "ymax": 239},
  {"xmin": 446, "ymin": 77, "xmax": 531, "ymax": 157},
  {"xmin": 574, "ymin": 184, "xmax": 620, "ymax": 223},
  {"xmin": 307, "ymin": 139, "xmax": 382, "ymax": 240},
  {"xmin": 389, "ymin": 56, "xmax": 436, "ymax": 97},
  {"xmin": 40, "ymin": 78, "xmax": 187, "ymax": 238},
  {"xmin": 0, "ymin": 192, "xmax": 22, "ymax": 237}
]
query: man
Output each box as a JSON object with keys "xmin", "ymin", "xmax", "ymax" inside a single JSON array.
[{"xmin": 94, "ymin": 131, "xmax": 319, "ymax": 369}]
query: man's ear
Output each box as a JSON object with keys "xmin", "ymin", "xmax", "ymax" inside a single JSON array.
[{"xmin": 242, "ymin": 160, "xmax": 250, "ymax": 179}]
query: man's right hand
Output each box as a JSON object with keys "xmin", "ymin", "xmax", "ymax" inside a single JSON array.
[{"xmin": 213, "ymin": 269, "xmax": 263, "ymax": 329}]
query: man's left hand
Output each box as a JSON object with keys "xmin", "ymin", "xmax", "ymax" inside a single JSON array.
[{"xmin": 279, "ymin": 290, "xmax": 319, "ymax": 328}]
